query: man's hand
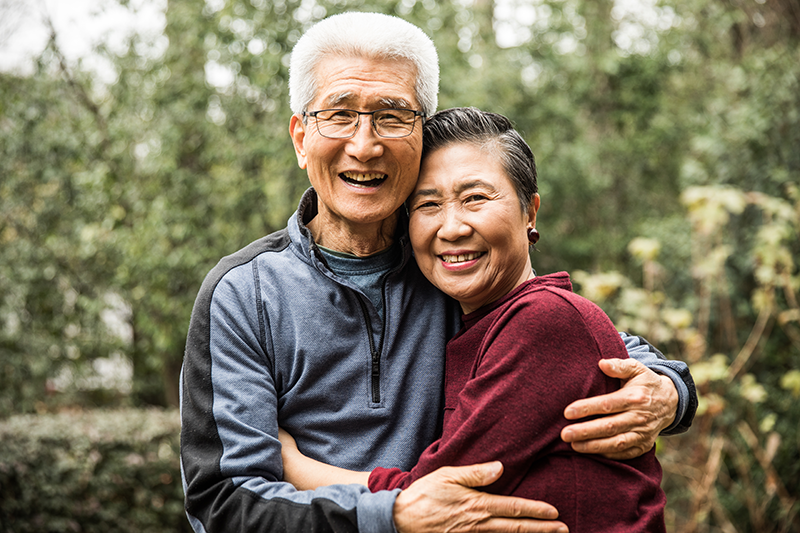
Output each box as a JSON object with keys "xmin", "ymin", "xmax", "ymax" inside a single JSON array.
[
  {"xmin": 561, "ymin": 358, "xmax": 678, "ymax": 460},
  {"xmin": 393, "ymin": 462, "xmax": 567, "ymax": 533}
]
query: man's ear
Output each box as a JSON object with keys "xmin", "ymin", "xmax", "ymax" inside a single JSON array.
[{"xmin": 289, "ymin": 114, "xmax": 308, "ymax": 169}]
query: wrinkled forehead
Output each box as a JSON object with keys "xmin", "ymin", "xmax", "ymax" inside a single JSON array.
[
  {"xmin": 319, "ymin": 92, "xmax": 414, "ymax": 110},
  {"xmin": 311, "ymin": 53, "xmax": 420, "ymax": 109}
]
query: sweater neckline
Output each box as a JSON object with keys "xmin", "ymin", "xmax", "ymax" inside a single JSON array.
[{"xmin": 461, "ymin": 272, "xmax": 572, "ymax": 328}]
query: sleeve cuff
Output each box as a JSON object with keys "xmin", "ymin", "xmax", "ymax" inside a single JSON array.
[
  {"xmin": 357, "ymin": 488, "xmax": 402, "ymax": 533},
  {"xmin": 648, "ymin": 364, "xmax": 689, "ymax": 434}
]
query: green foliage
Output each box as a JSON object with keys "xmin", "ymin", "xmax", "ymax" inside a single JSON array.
[
  {"xmin": 0, "ymin": 408, "xmax": 187, "ymax": 532},
  {"xmin": 574, "ymin": 183, "xmax": 800, "ymax": 531},
  {"xmin": 0, "ymin": 68, "xmax": 126, "ymax": 415},
  {"xmin": 1, "ymin": 0, "xmax": 799, "ymax": 530}
]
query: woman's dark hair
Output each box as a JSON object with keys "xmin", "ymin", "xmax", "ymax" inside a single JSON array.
[{"xmin": 422, "ymin": 107, "xmax": 537, "ymax": 212}]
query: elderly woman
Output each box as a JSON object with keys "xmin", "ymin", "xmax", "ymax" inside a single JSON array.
[{"xmin": 280, "ymin": 107, "xmax": 666, "ymax": 532}]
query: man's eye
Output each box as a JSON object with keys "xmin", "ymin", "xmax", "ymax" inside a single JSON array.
[
  {"xmin": 376, "ymin": 110, "xmax": 413, "ymax": 123},
  {"xmin": 330, "ymin": 111, "xmax": 354, "ymax": 120}
]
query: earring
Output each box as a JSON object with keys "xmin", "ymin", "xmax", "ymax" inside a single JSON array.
[{"xmin": 527, "ymin": 227, "xmax": 540, "ymax": 245}]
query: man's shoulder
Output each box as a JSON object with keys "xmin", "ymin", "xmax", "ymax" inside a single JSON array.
[
  {"xmin": 199, "ymin": 228, "xmax": 293, "ymax": 296},
  {"xmin": 222, "ymin": 228, "xmax": 293, "ymax": 268}
]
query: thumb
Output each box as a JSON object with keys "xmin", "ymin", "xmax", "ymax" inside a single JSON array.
[
  {"xmin": 446, "ymin": 461, "xmax": 504, "ymax": 488},
  {"xmin": 598, "ymin": 358, "xmax": 646, "ymax": 380}
]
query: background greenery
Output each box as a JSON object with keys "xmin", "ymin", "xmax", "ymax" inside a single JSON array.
[{"xmin": 0, "ymin": 0, "xmax": 798, "ymax": 531}]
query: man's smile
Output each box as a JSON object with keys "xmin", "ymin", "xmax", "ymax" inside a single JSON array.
[{"xmin": 340, "ymin": 171, "xmax": 387, "ymax": 188}]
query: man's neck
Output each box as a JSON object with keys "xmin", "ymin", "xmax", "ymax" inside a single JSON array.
[{"xmin": 307, "ymin": 211, "xmax": 398, "ymax": 257}]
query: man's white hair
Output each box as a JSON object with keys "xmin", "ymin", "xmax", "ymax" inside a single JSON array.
[{"xmin": 288, "ymin": 12, "xmax": 439, "ymax": 116}]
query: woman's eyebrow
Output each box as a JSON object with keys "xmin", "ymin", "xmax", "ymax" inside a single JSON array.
[
  {"xmin": 454, "ymin": 180, "xmax": 498, "ymax": 194},
  {"xmin": 409, "ymin": 188, "xmax": 440, "ymax": 202}
]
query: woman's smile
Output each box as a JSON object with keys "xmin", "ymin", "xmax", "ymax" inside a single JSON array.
[{"xmin": 439, "ymin": 251, "xmax": 485, "ymax": 267}]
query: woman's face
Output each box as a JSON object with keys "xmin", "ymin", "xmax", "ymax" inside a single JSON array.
[{"xmin": 408, "ymin": 142, "xmax": 539, "ymax": 314}]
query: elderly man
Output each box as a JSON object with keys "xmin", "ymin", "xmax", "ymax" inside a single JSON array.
[{"xmin": 180, "ymin": 12, "xmax": 696, "ymax": 533}]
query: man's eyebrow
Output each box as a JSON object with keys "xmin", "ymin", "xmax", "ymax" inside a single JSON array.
[
  {"xmin": 379, "ymin": 97, "xmax": 412, "ymax": 109},
  {"xmin": 324, "ymin": 92, "xmax": 355, "ymax": 107},
  {"xmin": 321, "ymin": 93, "xmax": 412, "ymax": 110}
]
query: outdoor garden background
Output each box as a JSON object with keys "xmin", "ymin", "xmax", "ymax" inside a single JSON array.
[{"xmin": 1, "ymin": 0, "xmax": 798, "ymax": 531}]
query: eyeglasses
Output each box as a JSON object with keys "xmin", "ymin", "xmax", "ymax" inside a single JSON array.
[{"xmin": 302, "ymin": 108, "xmax": 426, "ymax": 139}]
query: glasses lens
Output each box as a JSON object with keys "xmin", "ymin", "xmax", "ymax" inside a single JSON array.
[
  {"xmin": 373, "ymin": 109, "xmax": 417, "ymax": 138},
  {"xmin": 314, "ymin": 110, "xmax": 359, "ymax": 138},
  {"xmin": 311, "ymin": 109, "xmax": 419, "ymax": 139}
]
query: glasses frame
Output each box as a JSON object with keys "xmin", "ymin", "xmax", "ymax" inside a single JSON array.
[{"xmin": 302, "ymin": 108, "xmax": 426, "ymax": 139}]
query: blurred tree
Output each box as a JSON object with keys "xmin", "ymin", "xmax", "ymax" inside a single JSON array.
[
  {"xmin": 0, "ymin": 56, "xmax": 124, "ymax": 414},
  {"xmin": 106, "ymin": 0, "xmax": 309, "ymax": 405}
]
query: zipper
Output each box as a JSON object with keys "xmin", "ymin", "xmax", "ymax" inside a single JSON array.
[
  {"xmin": 343, "ymin": 244, "xmax": 404, "ymax": 405},
  {"xmin": 356, "ymin": 295, "xmax": 383, "ymax": 403}
]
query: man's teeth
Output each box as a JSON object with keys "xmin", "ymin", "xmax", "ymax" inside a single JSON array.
[
  {"xmin": 343, "ymin": 172, "xmax": 385, "ymax": 182},
  {"xmin": 441, "ymin": 253, "xmax": 482, "ymax": 263}
]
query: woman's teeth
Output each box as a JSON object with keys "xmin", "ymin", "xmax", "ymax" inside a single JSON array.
[{"xmin": 441, "ymin": 252, "xmax": 482, "ymax": 263}]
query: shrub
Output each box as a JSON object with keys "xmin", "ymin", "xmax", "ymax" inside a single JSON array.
[{"xmin": 0, "ymin": 408, "xmax": 189, "ymax": 533}]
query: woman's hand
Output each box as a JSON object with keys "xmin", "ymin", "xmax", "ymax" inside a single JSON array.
[
  {"xmin": 278, "ymin": 428, "xmax": 370, "ymax": 489},
  {"xmin": 560, "ymin": 358, "xmax": 678, "ymax": 460}
]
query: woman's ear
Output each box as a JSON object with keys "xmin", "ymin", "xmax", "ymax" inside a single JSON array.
[
  {"xmin": 528, "ymin": 193, "xmax": 541, "ymax": 227},
  {"xmin": 289, "ymin": 114, "xmax": 308, "ymax": 169}
]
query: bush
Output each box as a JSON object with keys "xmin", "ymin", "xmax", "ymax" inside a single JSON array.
[{"xmin": 0, "ymin": 408, "xmax": 189, "ymax": 533}]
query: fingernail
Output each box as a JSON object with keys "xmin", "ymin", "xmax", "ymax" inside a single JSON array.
[{"xmin": 557, "ymin": 527, "xmax": 569, "ymax": 533}]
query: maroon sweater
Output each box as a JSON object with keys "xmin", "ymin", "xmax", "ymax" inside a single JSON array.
[{"xmin": 369, "ymin": 273, "xmax": 665, "ymax": 532}]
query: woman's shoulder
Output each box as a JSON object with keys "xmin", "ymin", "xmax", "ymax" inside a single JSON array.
[
  {"xmin": 518, "ymin": 272, "xmax": 603, "ymax": 313},
  {"xmin": 508, "ymin": 273, "xmax": 620, "ymax": 336}
]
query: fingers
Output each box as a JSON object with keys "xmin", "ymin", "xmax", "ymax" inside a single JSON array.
[
  {"xmin": 472, "ymin": 517, "xmax": 569, "ymax": 533},
  {"xmin": 563, "ymin": 427, "xmax": 655, "ymax": 459},
  {"xmin": 446, "ymin": 461, "xmax": 505, "ymax": 488},
  {"xmin": 563, "ymin": 388, "xmax": 634, "ymax": 421},
  {"xmin": 564, "ymin": 360, "xmax": 660, "ymax": 421},
  {"xmin": 394, "ymin": 465, "xmax": 567, "ymax": 533},
  {"xmin": 562, "ymin": 411, "xmax": 637, "ymax": 442},
  {"xmin": 475, "ymin": 491, "xmax": 560, "ymax": 522},
  {"xmin": 562, "ymin": 361, "xmax": 669, "ymax": 458},
  {"xmin": 439, "ymin": 463, "xmax": 560, "ymax": 519},
  {"xmin": 561, "ymin": 409, "xmax": 656, "ymax": 450},
  {"xmin": 597, "ymin": 357, "xmax": 647, "ymax": 380}
]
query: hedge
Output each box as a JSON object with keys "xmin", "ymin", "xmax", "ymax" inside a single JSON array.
[{"xmin": 0, "ymin": 409, "xmax": 190, "ymax": 533}]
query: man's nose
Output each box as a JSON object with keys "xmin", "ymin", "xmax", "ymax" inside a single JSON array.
[{"xmin": 344, "ymin": 117, "xmax": 385, "ymax": 161}]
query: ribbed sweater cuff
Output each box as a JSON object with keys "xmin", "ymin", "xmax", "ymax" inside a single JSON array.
[{"xmin": 357, "ymin": 488, "xmax": 401, "ymax": 533}]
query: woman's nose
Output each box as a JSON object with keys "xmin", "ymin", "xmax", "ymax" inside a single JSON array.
[{"xmin": 437, "ymin": 208, "xmax": 472, "ymax": 241}]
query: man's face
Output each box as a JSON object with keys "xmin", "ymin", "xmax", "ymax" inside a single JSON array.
[{"xmin": 290, "ymin": 55, "xmax": 423, "ymax": 230}]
